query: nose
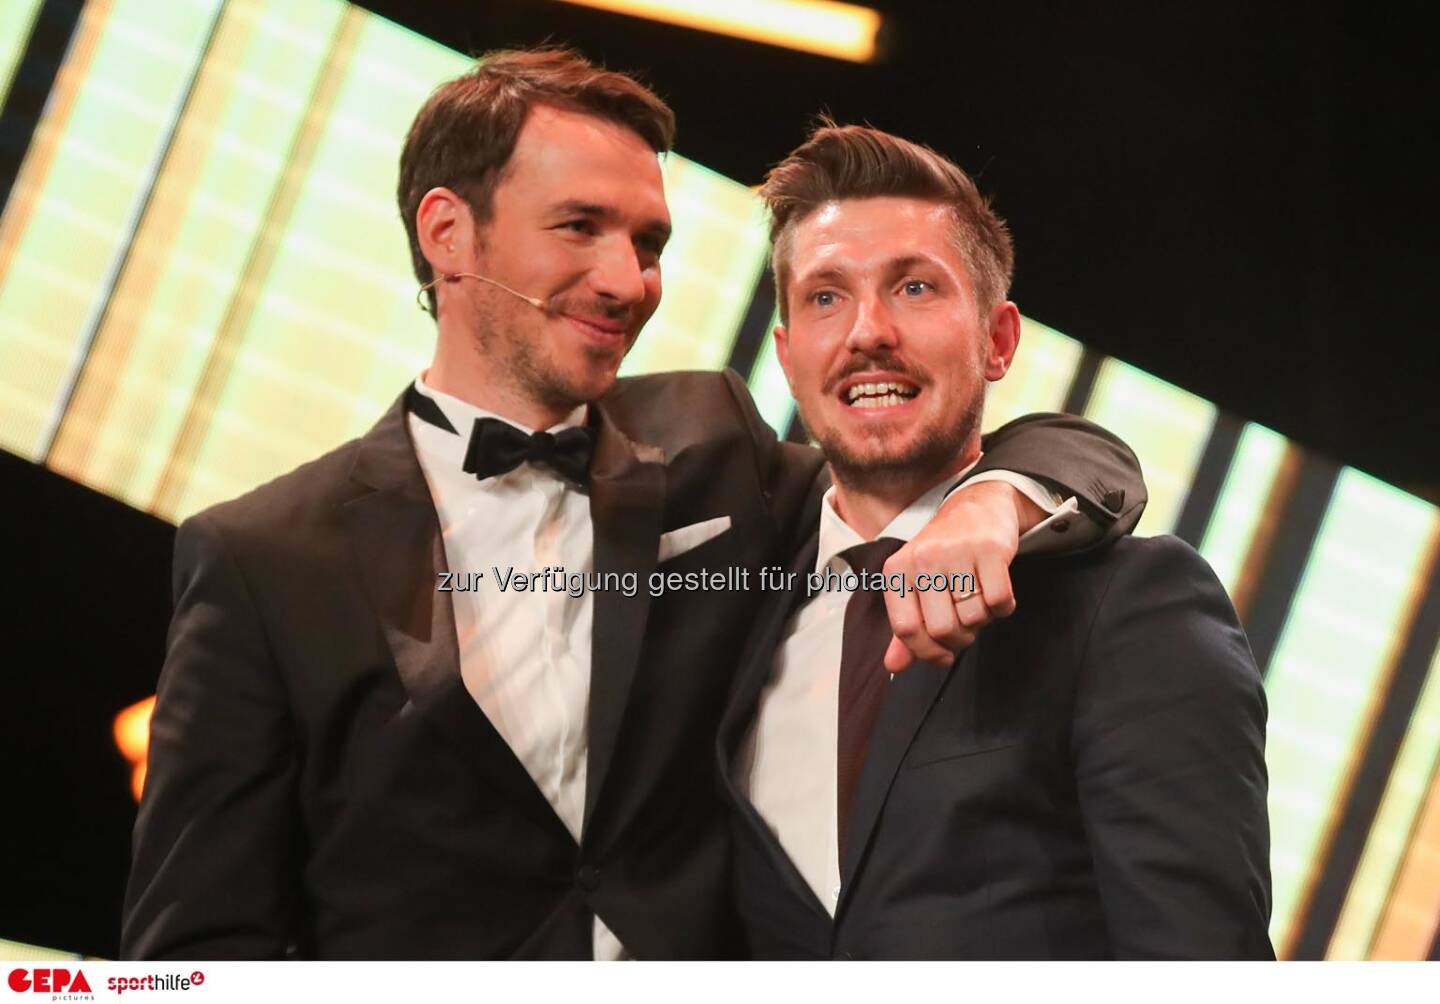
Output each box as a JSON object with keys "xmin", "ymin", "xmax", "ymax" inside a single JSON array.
[
  {"xmin": 845, "ymin": 292, "xmax": 899, "ymax": 354},
  {"xmin": 588, "ymin": 236, "xmax": 648, "ymax": 306}
]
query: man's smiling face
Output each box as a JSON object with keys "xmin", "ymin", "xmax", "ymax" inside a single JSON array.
[
  {"xmin": 464, "ymin": 103, "xmax": 672, "ymax": 413},
  {"xmin": 775, "ymin": 196, "xmax": 1013, "ymax": 491}
]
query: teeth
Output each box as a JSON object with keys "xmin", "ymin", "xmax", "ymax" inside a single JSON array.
[{"xmin": 846, "ymin": 381, "xmax": 917, "ymax": 404}]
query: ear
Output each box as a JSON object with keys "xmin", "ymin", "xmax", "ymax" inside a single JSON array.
[
  {"xmin": 773, "ymin": 324, "xmax": 795, "ymax": 390},
  {"xmin": 983, "ymin": 301, "xmax": 1021, "ymax": 381},
  {"xmin": 416, "ymin": 187, "xmax": 475, "ymax": 279}
]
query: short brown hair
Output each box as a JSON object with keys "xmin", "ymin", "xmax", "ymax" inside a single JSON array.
[
  {"xmin": 398, "ymin": 47, "xmax": 676, "ymax": 312},
  {"xmin": 761, "ymin": 122, "xmax": 1014, "ymax": 324}
]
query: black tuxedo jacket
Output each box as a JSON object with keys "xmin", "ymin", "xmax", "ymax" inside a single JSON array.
[
  {"xmin": 719, "ymin": 533, "xmax": 1273, "ymax": 959},
  {"xmin": 121, "ymin": 369, "xmax": 1145, "ymax": 959}
]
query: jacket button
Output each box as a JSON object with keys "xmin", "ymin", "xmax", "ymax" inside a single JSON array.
[
  {"xmin": 576, "ymin": 864, "xmax": 601, "ymax": 890},
  {"xmin": 1051, "ymin": 518, "xmax": 1070, "ymax": 533},
  {"xmin": 1102, "ymin": 488, "xmax": 1125, "ymax": 513}
]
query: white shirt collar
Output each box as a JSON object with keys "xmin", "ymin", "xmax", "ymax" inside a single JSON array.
[
  {"xmin": 409, "ymin": 373, "xmax": 588, "ymax": 477},
  {"xmin": 412, "ymin": 373, "xmax": 588, "ymax": 437},
  {"xmin": 815, "ymin": 457, "xmax": 981, "ymax": 574}
]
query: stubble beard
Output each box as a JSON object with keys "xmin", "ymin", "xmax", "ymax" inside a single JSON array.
[
  {"xmin": 469, "ymin": 288, "xmax": 619, "ymax": 415},
  {"xmin": 811, "ymin": 344, "xmax": 989, "ymax": 499},
  {"xmin": 816, "ymin": 390, "xmax": 984, "ymax": 500}
]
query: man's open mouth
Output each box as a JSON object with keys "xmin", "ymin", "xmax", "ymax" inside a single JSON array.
[{"xmin": 841, "ymin": 378, "xmax": 921, "ymax": 410}]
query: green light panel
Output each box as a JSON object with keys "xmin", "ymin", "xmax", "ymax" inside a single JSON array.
[
  {"xmin": 620, "ymin": 155, "xmax": 770, "ymax": 376},
  {"xmin": 744, "ymin": 304, "xmax": 795, "ymax": 437},
  {"xmin": 983, "ymin": 315, "xmax": 1082, "ymax": 432},
  {"xmin": 1198, "ymin": 421, "xmax": 1288, "ymax": 595},
  {"xmin": 1082, "ymin": 357, "xmax": 1216, "ymax": 536},
  {"xmin": 0, "ymin": 0, "xmax": 223, "ymax": 463},
  {"xmin": 1263, "ymin": 470, "xmax": 1438, "ymax": 951},
  {"xmin": 0, "ymin": 0, "xmax": 45, "ymax": 105}
]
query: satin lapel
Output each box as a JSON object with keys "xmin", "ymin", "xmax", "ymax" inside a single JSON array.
[
  {"xmin": 340, "ymin": 393, "xmax": 572, "ymax": 846},
  {"xmin": 582, "ymin": 406, "xmax": 665, "ymax": 828},
  {"xmin": 717, "ymin": 534, "xmax": 831, "ymax": 921},
  {"xmin": 836, "ymin": 644, "xmax": 973, "ymax": 904}
]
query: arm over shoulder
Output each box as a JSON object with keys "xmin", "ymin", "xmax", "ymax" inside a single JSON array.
[{"xmin": 974, "ymin": 412, "xmax": 1147, "ymax": 547}]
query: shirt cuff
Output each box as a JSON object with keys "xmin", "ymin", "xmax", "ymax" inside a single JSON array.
[{"xmin": 952, "ymin": 469, "xmax": 1100, "ymax": 556}]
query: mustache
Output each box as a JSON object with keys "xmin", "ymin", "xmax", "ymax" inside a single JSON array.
[
  {"xmin": 824, "ymin": 351, "xmax": 928, "ymax": 394},
  {"xmin": 547, "ymin": 294, "xmax": 633, "ymax": 323}
]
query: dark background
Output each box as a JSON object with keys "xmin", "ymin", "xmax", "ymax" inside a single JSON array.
[{"xmin": 1, "ymin": 0, "xmax": 1435, "ymax": 958}]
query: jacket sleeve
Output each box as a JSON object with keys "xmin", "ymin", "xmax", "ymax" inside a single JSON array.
[
  {"xmin": 121, "ymin": 512, "xmax": 301, "ymax": 959},
  {"xmin": 973, "ymin": 411, "xmax": 1147, "ymax": 547},
  {"xmin": 1072, "ymin": 536, "xmax": 1273, "ymax": 959}
]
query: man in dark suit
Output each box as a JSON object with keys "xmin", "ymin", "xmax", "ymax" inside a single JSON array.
[
  {"xmin": 719, "ymin": 123, "xmax": 1273, "ymax": 959},
  {"xmin": 120, "ymin": 52, "xmax": 1146, "ymax": 959}
]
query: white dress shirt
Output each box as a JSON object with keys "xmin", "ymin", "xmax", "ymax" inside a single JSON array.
[
  {"xmin": 407, "ymin": 374, "xmax": 626, "ymax": 961},
  {"xmin": 735, "ymin": 465, "xmax": 1079, "ymax": 916}
]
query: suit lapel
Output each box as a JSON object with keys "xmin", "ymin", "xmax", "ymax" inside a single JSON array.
[
  {"xmin": 581, "ymin": 404, "xmax": 665, "ymax": 829},
  {"xmin": 340, "ymin": 393, "xmax": 571, "ymax": 845},
  {"xmin": 717, "ymin": 534, "xmax": 832, "ymax": 921},
  {"xmin": 836, "ymin": 645, "xmax": 971, "ymax": 907}
]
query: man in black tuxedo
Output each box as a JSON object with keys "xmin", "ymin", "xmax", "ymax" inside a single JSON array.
[
  {"xmin": 120, "ymin": 51, "xmax": 1146, "ymax": 959},
  {"xmin": 720, "ymin": 124, "xmax": 1273, "ymax": 959}
]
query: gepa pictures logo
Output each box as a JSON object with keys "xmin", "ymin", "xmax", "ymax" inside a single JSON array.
[{"xmin": 7, "ymin": 968, "xmax": 93, "ymax": 994}]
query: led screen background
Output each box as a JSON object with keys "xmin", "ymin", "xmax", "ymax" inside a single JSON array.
[{"xmin": 1, "ymin": 0, "xmax": 1437, "ymax": 960}]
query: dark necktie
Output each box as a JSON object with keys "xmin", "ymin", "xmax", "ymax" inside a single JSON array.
[
  {"xmin": 835, "ymin": 536, "xmax": 906, "ymax": 869},
  {"xmin": 404, "ymin": 385, "xmax": 594, "ymax": 486}
]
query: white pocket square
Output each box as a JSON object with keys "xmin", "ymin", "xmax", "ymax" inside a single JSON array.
[{"xmin": 658, "ymin": 515, "xmax": 732, "ymax": 563}]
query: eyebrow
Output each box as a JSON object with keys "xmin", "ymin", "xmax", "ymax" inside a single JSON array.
[
  {"xmin": 550, "ymin": 200, "xmax": 671, "ymax": 241},
  {"xmin": 886, "ymin": 254, "xmax": 938, "ymax": 273},
  {"xmin": 794, "ymin": 266, "xmax": 847, "ymax": 287},
  {"xmin": 795, "ymin": 254, "xmax": 942, "ymax": 287}
]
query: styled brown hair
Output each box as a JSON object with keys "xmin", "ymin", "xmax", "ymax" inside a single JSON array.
[
  {"xmin": 761, "ymin": 122, "xmax": 1014, "ymax": 324},
  {"xmin": 398, "ymin": 47, "xmax": 676, "ymax": 312}
]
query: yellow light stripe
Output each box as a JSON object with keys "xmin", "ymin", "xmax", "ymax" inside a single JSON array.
[
  {"xmin": 47, "ymin": 0, "xmax": 265, "ymax": 487},
  {"xmin": 1329, "ymin": 638, "xmax": 1440, "ymax": 957},
  {"xmin": 0, "ymin": 0, "xmax": 115, "ymax": 458},
  {"xmin": 1369, "ymin": 753, "xmax": 1440, "ymax": 958},
  {"xmin": 1265, "ymin": 477, "xmax": 1440, "ymax": 954},
  {"xmin": 553, "ymin": 0, "xmax": 883, "ymax": 63},
  {"xmin": 1282, "ymin": 519, "xmax": 1438, "ymax": 957},
  {"xmin": 149, "ymin": 4, "xmax": 365, "ymax": 517},
  {"xmin": 0, "ymin": 0, "xmax": 113, "ymax": 290},
  {"xmin": 1228, "ymin": 445, "xmax": 1301, "ymax": 622}
]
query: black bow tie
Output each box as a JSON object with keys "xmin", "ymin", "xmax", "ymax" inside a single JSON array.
[
  {"xmin": 405, "ymin": 385, "xmax": 594, "ymax": 486},
  {"xmin": 462, "ymin": 418, "xmax": 593, "ymax": 486}
]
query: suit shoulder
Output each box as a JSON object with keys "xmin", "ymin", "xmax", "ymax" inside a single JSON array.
[
  {"xmin": 1010, "ymin": 534, "xmax": 1240, "ymax": 648},
  {"xmin": 602, "ymin": 369, "xmax": 757, "ymax": 454},
  {"xmin": 1095, "ymin": 534, "xmax": 1226, "ymax": 593},
  {"xmin": 606, "ymin": 369, "xmax": 744, "ymax": 417},
  {"xmin": 1028, "ymin": 533, "xmax": 1220, "ymax": 590},
  {"xmin": 1076, "ymin": 536, "xmax": 1253, "ymax": 676}
]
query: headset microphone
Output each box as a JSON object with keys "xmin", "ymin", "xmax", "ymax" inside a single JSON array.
[{"xmin": 417, "ymin": 272, "xmax": 547, "ymax": 313}]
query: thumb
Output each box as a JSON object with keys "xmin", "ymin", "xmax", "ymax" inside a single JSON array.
[{"xmin": 883, "ymin": 635, "xmax": 915, "ymax": 673}]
